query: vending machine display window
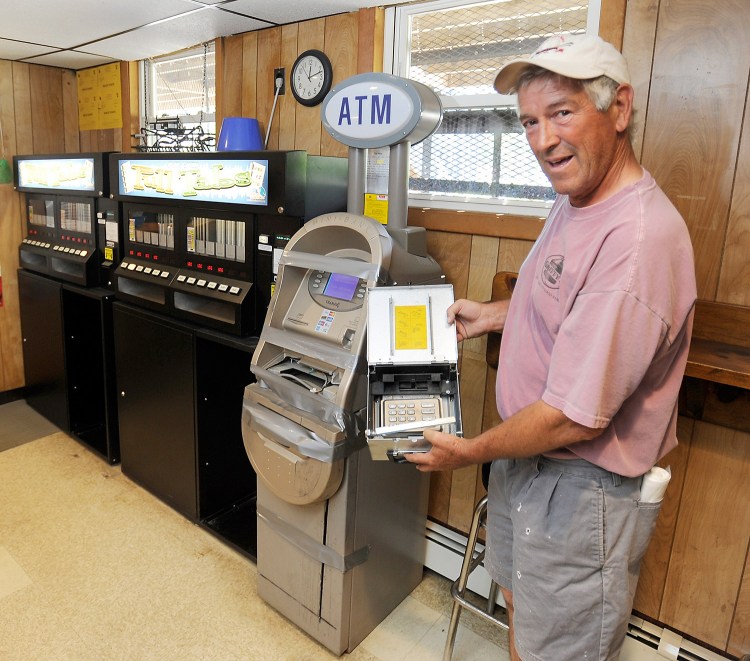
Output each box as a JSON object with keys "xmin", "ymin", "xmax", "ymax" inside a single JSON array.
[
  {"xmin": 123, "ymin": 204, "xmax": 177, "ymax": 263},
  {"xmin": 186, "ymin": 215, "xmax": 246, "ymax": 264},
  {"xmin": 131, "ymin": 209, "xmax": 174, "ymax": 249},
  {"xmin": 59, "ymin": 198, "xmax": 94, "ymax": 235},
  {"xmin": 27, "ymin": 197, "xmax": 55, "ymax": 233}
]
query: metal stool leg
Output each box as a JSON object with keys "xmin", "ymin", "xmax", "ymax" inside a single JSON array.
[
  {"xmin": 443, "ymin": 496, "xmax": 492, "ymax": 660},
  {"xmin": 486, "ymin": 579, "xmax": 499, "ymax": 615}
]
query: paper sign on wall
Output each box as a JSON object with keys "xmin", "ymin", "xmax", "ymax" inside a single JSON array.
[{"xmin": 77, "ymin": 63, "xmax": 122, "ymax": 131}]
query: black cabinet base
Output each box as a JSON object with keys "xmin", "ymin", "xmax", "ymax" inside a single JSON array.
[{"xmin": 201, "ymin": 495, "xmax": 258, "ymax": 561}]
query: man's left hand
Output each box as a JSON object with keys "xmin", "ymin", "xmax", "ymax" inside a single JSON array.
[{"xmin": 403, "ymin": 428, "xmax": 472, "ymax": 472}]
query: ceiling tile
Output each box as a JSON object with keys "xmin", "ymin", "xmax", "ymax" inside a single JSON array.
[
  {"xmin": 23, "ymin": 50, "xmax": 118, "ymax": 70},
  {"xmin": 0, "ymin": 0, "xmax": 200, "ymax": 49},
  {"xmin": 83, "ymin": 7, "xmax": 273, "ymax": 62},
  {"xmin": 0, "ymin": 39, "xmax": 56, "ymax": 61},
  {"xmin": 223, "ymin": 0, "xmax": 382, "ymax": 24}
]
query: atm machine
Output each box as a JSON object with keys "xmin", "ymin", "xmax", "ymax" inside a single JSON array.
[{"xmin": 242, "ymin": 74, "xmax": 456, "ymax": 654}]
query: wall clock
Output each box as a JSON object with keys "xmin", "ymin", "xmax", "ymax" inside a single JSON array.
[{"xmin": 290, "ymin": 49, "xmax": 333, "ymax": 107}]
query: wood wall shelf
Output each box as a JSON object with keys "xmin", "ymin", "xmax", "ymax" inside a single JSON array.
[
  {"xmin": 686, "ymin": 339, "xmax": 750, "ymax": 389},
  {"xmin": 686, "ymin": 300, "xmax": 750, "ymax": 390}
]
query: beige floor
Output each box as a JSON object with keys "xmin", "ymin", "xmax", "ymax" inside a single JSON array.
[{"xmin": 0, "ymin": 406, "xmax": 509, "ymax": 661}]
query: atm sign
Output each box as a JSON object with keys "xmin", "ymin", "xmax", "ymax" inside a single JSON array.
[{"xmin": 322, "ymin": 74, "xmax": 416, "ymax": 147}]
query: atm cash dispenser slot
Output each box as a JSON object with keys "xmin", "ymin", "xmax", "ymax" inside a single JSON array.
[{"xmin": 365, "ymin": 284, "xmax": 462, "ymax": 462}]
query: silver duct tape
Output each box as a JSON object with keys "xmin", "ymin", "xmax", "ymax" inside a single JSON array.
[
  {"xmin": 279, "ymin": 250, "xmax": 383, "ymax": 282},
  {"xmin": 249, "ymin": 366, "xmax": 365, "ymax": 443},
  {"xmin": 257, "ymin": 326, "xmax": 364, "ymax": 373},
  {"xmin": 257, "ymin": 503, "xmax": 370, "ymax": 572},
  {"xmin": 242, "ymin": 397, "xmax": 353, "ymax": 462}
]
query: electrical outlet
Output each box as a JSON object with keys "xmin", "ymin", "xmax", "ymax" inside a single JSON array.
[{"xmin": 274, "ymin": 68, "xmax": 285, "ymax": 95}]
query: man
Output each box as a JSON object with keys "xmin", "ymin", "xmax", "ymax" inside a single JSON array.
[{"xmin": 405, "ymin": 33, "xmax": 696, "ymax": 660}]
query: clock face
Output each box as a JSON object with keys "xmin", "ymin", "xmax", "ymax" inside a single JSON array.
[{"xmin": 291, "ymin": 50, "xmax": 333, "ymax": 106}]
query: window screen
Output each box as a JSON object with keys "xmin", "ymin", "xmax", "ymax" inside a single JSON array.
[
  {"xmin": 140, "ymin": 43, "xmax": 216, "ymax": 152},
  {"xmin": 392, "ymin": 0, "xmax": 597, "ymax": 214}
]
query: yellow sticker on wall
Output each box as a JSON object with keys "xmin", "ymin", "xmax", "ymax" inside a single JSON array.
[{"xmin": 394, "ymin": 305, "xmax": 428, "ymax": 350}]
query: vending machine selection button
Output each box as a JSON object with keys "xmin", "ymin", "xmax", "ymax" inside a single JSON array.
[
  {"xmin": 218, "ymin": 284, "xmax": 229, "ymax": 292},
  {"xmin": 229, "ymin": 286, "xmax": 241, "ymax": 295}
]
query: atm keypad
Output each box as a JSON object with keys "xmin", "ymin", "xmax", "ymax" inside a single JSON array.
[{"xmin": 380, "ymin": 397, "xmax": 442, "ymax": 429}]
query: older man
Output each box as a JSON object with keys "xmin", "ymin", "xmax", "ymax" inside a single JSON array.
[{"xmin": 406, "ymin": 33, "xmax": 696, "ymax": 660}]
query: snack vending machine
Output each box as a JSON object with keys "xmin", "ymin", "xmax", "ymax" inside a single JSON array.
[{"xmin": 13, "ymin": 152, "xmax": 122, "ymax": 463}]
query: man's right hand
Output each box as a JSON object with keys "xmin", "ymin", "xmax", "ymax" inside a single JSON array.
[{"xmin": 447, "ymin": 298, "xmax": 510, "ymax": 342}]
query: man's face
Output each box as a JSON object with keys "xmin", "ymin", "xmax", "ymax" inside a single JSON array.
[{"xmin": 517, "ymin": 76, "xmax": 623, "ymax": 207}]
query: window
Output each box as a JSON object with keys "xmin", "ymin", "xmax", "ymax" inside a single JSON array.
[
  {"xmin": 139, "ymin": 43, "xmax": 216, "ymax": 152},
  {"xmin": 389, "ymin": 0, "xmax": 601, "ymax": 215}
]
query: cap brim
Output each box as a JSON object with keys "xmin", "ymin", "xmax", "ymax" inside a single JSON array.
[{"xmin": 494, "ymin": 60, "xmax": 535, "ymax": 94}]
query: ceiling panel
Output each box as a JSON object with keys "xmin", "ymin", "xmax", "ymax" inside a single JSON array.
[
  {"xmin": 224, "ymin": 0, "xmax": 383, "ymax": 25},
  {"xmin": 83, "ymin": 7, "xmax": 273, "ymax": 62},
  {"xmin": 23, "ymin": 50, "xmax": 117, "ymax": 70},
  {"xmin": 0, "ymin": 0, "xmax": 380, "ymax": 70},
  {"xmin": 0, "ymin": 0, "xmax": 201, "ymax": 50},
  {"xmin": 0, "ymin": 38, "xmax": 56, "ymax": 61}
]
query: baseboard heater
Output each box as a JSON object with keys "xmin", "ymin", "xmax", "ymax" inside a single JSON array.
[{"xmin": 424, "ymin": 520, "xmax": 731, "ymax": 661}]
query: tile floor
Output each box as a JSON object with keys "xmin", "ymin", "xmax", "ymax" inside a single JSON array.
[{"xmin": 0, "ymin": 400, "xmax": 509, "ymax": 661}]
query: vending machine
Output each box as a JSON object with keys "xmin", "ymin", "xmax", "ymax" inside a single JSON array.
[
  {"xmin": 109, "ymin": 150, "xmax": 347, "ymax": 336},
  {"xmin": 13, "ymin": 152, "xmax": 122, "ymax": 463},
  {"xmin": 15, "ymin": 152, "xmax": 121, "ymax": 288},
  {"xmin": 108, "ymin": 150, "xmax": 348, "ymax": 555}
]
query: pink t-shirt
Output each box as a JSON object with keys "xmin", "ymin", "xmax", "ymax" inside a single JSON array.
[{"xmin": 496, "ymin": 169, "xmax": 696, "ymax": 477}]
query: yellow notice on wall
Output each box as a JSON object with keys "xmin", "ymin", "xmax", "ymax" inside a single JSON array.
[
  {"xmin": 77, "ymin": 63, "xmax": 122, "ymax": 131},
  {"xmin": 394, "ymin": 305, "xmax": 428, "ymax": 350}
]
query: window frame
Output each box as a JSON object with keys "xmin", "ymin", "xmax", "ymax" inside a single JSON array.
[
  {"xmin": 140, "ymin": 42, "xmax": 216, "ymax": 129},
  {"xmin": 385, "ymin": 0, "xmax": 603, "ymax": 216}
]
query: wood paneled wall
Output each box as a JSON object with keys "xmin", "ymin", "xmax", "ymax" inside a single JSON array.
[
  {"xmin": 218, "ymin": 8, "xmax": 383, "ymax": 158},
  {"xmin": 0, "ymin": 61, "xmax": 77, "ymax": 392}
]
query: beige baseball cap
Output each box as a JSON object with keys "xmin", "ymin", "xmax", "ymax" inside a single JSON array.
[{"xmin": 494, "ymin": 33, "xmax": 630, "ymax": 94}]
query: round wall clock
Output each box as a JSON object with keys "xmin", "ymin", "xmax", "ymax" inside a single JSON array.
[{"xmin": 290, "ymin": 49, "xmax": 333, "ymax": 107}]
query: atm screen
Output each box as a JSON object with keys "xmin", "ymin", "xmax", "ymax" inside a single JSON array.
[{"xmin": 324, "ymin": 273, "xmax": 359, "ymax": 301}]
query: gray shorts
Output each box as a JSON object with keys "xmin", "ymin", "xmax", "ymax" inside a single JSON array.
[{"xmin": 484, "ymin": 456, "xmax": 661, "ymax": 661}]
